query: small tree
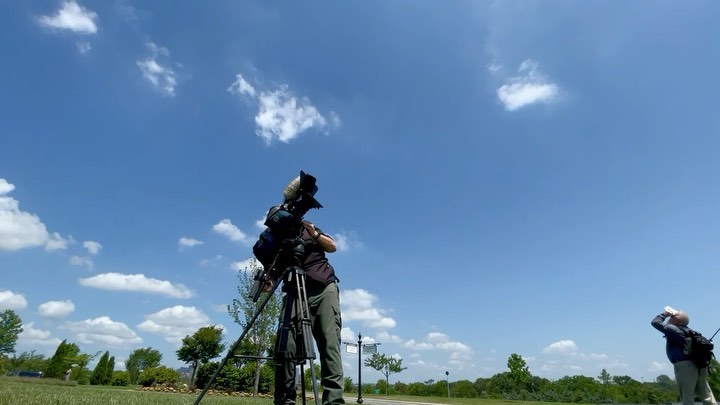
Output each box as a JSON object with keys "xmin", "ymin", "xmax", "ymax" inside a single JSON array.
[
  {"xmin": 126, "ymin": 347, "xmax": 163, "ymax": 385},
  {"xmin": 90, "ymin": 351, "xmax": 110, "ymax": 385},
  {"xmin": 0, "ymin": 310, "xmax": 23, "ymax": 355},
  {"xmin": 228, "ymin": 258, "xmax": 282, "ymax": 396},
  {"xmin": 177, "ymin": 325, "xmax": 225, "ymax": 388},
  {"xmin": 364, "ymin": 353, "xmax": 407, "ymax": 395},
  {"xmin": 598, "ymin": 368, "xmax": 611, "ymax": 385},
  {"xmin": 507, "ymin": 353, "xmax": 531, "ymax": 389}
]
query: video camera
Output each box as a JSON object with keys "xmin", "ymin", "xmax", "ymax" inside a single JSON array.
[{"xmin": 249, "ymin": 171, "xmax": 322, "ymax": 302}]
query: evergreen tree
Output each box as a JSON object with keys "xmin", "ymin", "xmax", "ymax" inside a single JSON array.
[
  {"xmin": 45, "ymin": 340, "xmax": 80, "ymax": 379},
  {"xmin": 104, "ymin": 356, "xmax": 115, "ymax": 385},
  {"xmin": 90, "ymin": 351, "xmax": 109, "ymax": 385}
]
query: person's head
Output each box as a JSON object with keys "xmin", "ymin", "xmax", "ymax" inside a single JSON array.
[{"xmin": 669, "ymin": 310, "xmax": 689, "ymax": 326}]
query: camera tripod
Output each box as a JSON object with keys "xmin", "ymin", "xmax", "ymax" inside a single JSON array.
[{"xmin": 194, "ymin": 263, "xmax": 321, "ymax": 405}]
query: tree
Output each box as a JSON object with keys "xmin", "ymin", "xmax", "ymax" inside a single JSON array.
[
  {"xmin": 126, "ymin": 347, "xmax": 163, "ymax": 385},
  {"xmin": 598, "ymin": 368, "xmax": 611, "ymax": 385},
  {"xmin": 227, "ymin": 258, "xmax": 282, "ymax": 396},
  {"xmin": 0, "ymin": 309, "xmax": 23, "ymax": 355},
  {"xmin": 177, "ymin": 325, "xmax": 226, "ymax": 388},
  {"xmin": 105, "ymin": 356, "xmax": 115, "ymax": 385},
  {"xmin": 45, "ymin": 340, "xmax": 81, "ymax": 379},
  {"xmin": 364, "ymin": 353, "xmax": 407, "ymax": 395},
  {"xmin": 507, "ymin": 353, "xmax": 531, "ymax": 388},
  {"xmin": 90, "ymin": 351, "xmax": 110, "ymax": 385}
]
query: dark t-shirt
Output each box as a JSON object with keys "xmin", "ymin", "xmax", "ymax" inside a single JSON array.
[{"xmin": 299, "ymin": 226, "xmax": 338, "ymax": 287}]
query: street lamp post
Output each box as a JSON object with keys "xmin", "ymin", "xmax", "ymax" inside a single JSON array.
[
  {"xmin": 356, "ymin": 333, "xmax": 364, "ymax": 404},
  {"xmin": 445, "ymin": 371, "xmax": 450, "ymax": 398}
]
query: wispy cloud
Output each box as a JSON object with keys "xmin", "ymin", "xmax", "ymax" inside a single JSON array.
[
  {"xmin": 37, "ymin": 1, "xmax": 98, "ymax": 35},
  {"xmin": 497, "ymin": 59, "xmax": 559, "ymax": 111},
  {"xmin": 228, "ymin": 74, "xmax": 340, "ymax": 144},
  {"xmin": 178, "ymin": 237, "xmax": 203, "ymax": 251},
  {"xmin": 70, "ymin": 255, "xmax": 93, "ymax": 269},
  {"xmin": 137, "ymin": 42, "xmax": 180, "ymax": 96},
  {"xmin": 83, "ymin": 240, "xmax": 102, "ymax": 255},
  {"xmin": 78, "ymin": 273, "xmax": 194, "ymax": 298},
  {"xmin": 213, "ymin": 219, "xmax": 252, "ymax": 245}
]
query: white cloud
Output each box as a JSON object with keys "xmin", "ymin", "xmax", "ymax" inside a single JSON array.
[
  {"xmin": 37, "ymin": 1, "xmax": 98, "ymax": 34},
  {"xmin": 38, "ymin": 300, "xmax": 75, "ymax": 318},
  {"xmin": 213, "ymin": 219, "xmax": 251, "ymax": 244},
  {"xmin": 228, "ymin": 74, "xmax": 257, "ymax": 98},
  {"xmin": 83, "ymin": 240, "xmax": 102, "ymax": 255},
  {"xmin": 137, "ymin": 305, "xmax": 215, "ymax": 344},
  {"xmin": 228, "ymin": 73, "xmax": 339, "ymax": 144},
  {"xmin": 76, "ymin": 41, "xmax": 92, "ymax": 54},
  {"xmin": 404, "ymin": 332, "xmax": 472, "ymax": 353},
  {"xmin": 178, "ymin": 237, "xmax": 203, "ymax": 250},
  {"xmin": 0, "ymin": 179, "xmax": 51, "ymax": 251},
  {"xmin": 230, "ymin": 258, "xmax": 258, "ymax": 272},
  {"xmin": 332, "ymin": 234, "xmax": 349, "ymax": 252},
  {"xmin": 137, "ymin": 42, "xmax": 179, "ymax": 96},
  {"xmin": 542, "ymin": 339, "xmax": 577, "ymax": 355},
  {"xmin": 78, "ymin": 272, "xmax": 194, "ymax": 298},
  {"xmin": 200, "ymin": 255, "xmax": 223, "ymax": 267},
  {"xmin": 648, "ymin": 361, "xmax": 670, "ymax": 373},
  {"xmin": 0, "ymin": 290, "xmax": 28, "ymax": 310},
  {"xmin": 18, "ymin": 322, "xmax": 62, "ymax": 347},
  {"xmin": 340, "ymin": 289, "xmax": 396, "ymax": 329},
  {"xmin": 45, "ymin": 232, "xmax": 71, "ymax": 251},
  {"xmin": 64, "ymin": 316, "xmax": 142, "ymax": 346},
  {"xmin": 70, "ymin": 255, "xmax": 93, "ymax": 269},
  {"xmin": 497, "ymin": 59, "xmax": 559, "ymax": 111}
]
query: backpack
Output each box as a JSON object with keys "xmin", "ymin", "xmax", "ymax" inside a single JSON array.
[{"xmin": 684, "ymin": 329, "xmax": 715, "ymax": 369}]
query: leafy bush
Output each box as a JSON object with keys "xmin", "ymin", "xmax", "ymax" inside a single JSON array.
[
  {"xmin": 111, "ymin": 370, "xmax": 130, "ymax": 386},
  {"xmin": 137, "ymin": 366, "xmax": 179, "ymax": 387}
]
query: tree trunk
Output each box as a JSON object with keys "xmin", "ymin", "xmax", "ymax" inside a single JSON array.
[{"xmin": 190, "ymin": 361, "xmax": 198, "ymax": 388}]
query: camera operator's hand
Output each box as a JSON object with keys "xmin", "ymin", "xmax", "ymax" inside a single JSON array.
[
  {"xmin": 302, "ymin": 220, "xmax": 320, "ymax": 238},
  {"xmin": 262, "ymin": 278, "xmax": 276, "ymax": 293}
]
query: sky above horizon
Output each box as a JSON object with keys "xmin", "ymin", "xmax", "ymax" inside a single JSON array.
[{"xmin": 2, "ymin": 0, "xmax": 720, "ymax": 385}]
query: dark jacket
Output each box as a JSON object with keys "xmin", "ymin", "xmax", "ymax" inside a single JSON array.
[{"xmin": 651, "ymin": 313, "xmax": 690, "ymax": 363}]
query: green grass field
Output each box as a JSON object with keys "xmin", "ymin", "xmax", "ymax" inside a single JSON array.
[{"xmin": 0, "ymin": 378, "xmax": 580, "ymax": 405}]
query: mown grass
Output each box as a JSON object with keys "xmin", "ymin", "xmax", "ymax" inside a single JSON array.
[
  {"xmin": 0, "ymin": 379, "xmax": 271, "ymax": 405},
  {"xmin": 0, "ymin": 379, "xmax": 583, "ymax": 405}
]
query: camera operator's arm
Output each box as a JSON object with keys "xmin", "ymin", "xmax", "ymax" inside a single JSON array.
[{"xmin": 303, "ymin": 221, "xmax": 337, "ymax": 253}]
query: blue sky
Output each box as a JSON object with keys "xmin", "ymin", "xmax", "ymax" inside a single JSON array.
[{"xmin": 2, "ymin": 0, "xmax": 720, "ymax": 385}]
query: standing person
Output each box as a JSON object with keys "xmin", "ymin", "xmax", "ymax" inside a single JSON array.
[
  {"xmin": 265, "ymin": 174, "xmax": 345, "ymax": 405},
  {"xmin": 651, "ymin": 307, "xmax": 717, "ymax": 405},
  {"xmin": 64, "ymin": 368, "xmax": 71, "ymax": 382}
]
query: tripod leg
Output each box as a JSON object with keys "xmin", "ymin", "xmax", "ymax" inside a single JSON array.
[
  {"xmin": 194, "ymin": 279, "xmax": 282, "ymax": 405},
  {"xmin": 294, "ymin": 269, "xmax": 321, "ymax": 405},
  {"xmin": 274, "ymin": 294, "xmax": 298, "ymax": 405}
]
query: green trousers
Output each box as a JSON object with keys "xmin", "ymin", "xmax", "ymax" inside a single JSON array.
[{"xmin": 274, "ymin": 281, "xmax": 345, "ymax": 405}]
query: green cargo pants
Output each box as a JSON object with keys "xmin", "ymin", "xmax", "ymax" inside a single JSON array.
[{"xmin": 274, "ymin": 281, "xmax": 345, "ymax": 405}]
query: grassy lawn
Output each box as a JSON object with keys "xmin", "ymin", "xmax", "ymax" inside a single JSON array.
[
  {"xmin": 0, "ymin": 378, "xmax": 272, "ymax": 405},
  {"xmin": 1, "ymin": 379, "xmax": 583, "ymax": 405}
]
